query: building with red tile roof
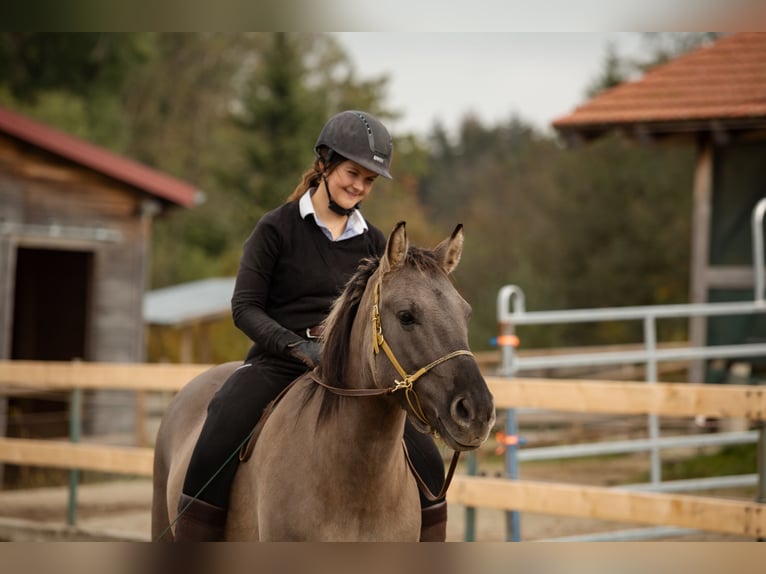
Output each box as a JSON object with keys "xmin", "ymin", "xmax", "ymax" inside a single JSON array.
[
  {"xmin": 553, "ymin": 33, "xmax": 766, "ymax": 143},
  {"xmin": 551, "ymin": 33, "xmax": 766, "ymax": 383}
]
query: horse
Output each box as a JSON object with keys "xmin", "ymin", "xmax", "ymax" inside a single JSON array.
[{"xmin": 151, "ymin": 222, "xmax": 496, "ymax": 541}]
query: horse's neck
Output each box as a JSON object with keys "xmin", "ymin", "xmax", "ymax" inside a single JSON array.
[
  {"xmin": 317, "ymin": 392, "xmax": 409, "ymax": 485},
  {"xmin": 304, "ymin": 282, "xmax": 411, "ymax": 482}
]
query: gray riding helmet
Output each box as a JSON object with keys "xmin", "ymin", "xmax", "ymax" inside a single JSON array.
[{"xmin": 314, "ymin": 110, "xmax": 393, "ymax": 179}]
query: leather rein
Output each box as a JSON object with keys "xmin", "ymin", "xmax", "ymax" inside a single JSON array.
[{"xmin": 310, "ymin": 280, "xmax": 473, "ymax": 502}]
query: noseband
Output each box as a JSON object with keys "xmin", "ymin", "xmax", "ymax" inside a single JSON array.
[{"xmin": 311, "ymin": 278, "xmax": 474, "ymax": 501}]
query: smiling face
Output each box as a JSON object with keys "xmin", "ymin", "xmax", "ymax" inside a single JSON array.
[{"xmin": 323, "ymin": 159, "xmax": 378, "ymax": 211}]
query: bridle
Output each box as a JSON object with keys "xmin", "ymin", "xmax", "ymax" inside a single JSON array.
[
  {"xmin": 311, "ymin": 278, "xmax": 475, "ymax": 501},
  {"xmin": 369, "ymin": 280, "xmax": 474, "ymax": 424}
]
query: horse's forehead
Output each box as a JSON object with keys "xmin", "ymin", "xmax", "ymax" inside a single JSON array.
[{"xmin": 386, "ymin": 266, "xmax": 462, "ymax": 304}]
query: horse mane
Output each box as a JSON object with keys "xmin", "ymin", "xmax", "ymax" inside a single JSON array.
[{"xmin": 303, "ymin": 246, "xmax": 445, "ymax": 424}]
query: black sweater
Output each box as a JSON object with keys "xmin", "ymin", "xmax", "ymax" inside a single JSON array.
[{"xmin": 231, "ymin": 200, "xmax": 386, "ymax": 361}]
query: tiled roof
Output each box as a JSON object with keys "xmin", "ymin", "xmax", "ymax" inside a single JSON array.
[
  {"xmin": 553, "ymin": 33, "xmax": 766, "ymax": 136},
  {"xmin": 0, "ymin": 105, "xmax": 199, "ymax": 207}
]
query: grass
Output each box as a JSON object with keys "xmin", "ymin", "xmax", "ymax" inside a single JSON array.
[
  {"xmin": 652, "ymin": 443, "xmax": 758, "ymax": 481},
  {"xmin": 460, "ymin": 443, "xmax": 760, "ymax": 491}
]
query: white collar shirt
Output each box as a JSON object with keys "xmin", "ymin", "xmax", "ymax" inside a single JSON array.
[{"xmin": 299, "ymin": 189, "xmax": 368, "ymax": 241}]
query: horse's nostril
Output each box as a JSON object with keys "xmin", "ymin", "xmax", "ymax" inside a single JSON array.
[{"xmin": 452, "ymin": 397, "xmax": 472, "ymax": 423}]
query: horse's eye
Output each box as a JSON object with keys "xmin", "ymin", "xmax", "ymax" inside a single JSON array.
[{"xmin": 397, "ymin": 310, "xmax": 416, "ymax": 326}]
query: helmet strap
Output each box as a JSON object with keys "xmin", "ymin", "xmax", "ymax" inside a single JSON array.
[{"xmin": 321, "ymin": 172, "xmax": 360, "ymax": 217}]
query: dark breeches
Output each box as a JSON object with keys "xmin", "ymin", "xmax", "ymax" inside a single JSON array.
[{"xmin": 182, "ymin": 353, "xmax": 445, "ymax": 509}]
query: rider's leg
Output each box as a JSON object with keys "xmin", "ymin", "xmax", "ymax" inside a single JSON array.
[
  {"xmin": 174, "ymin": 353, "xmax": 305, "ymax": 541},
  {"xmin": 403, "ymin": 419, "xmax": 448, "ymax": 542}
]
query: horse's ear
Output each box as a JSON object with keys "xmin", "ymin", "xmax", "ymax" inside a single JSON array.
[
  {"xmin": 434, "ymin": 224, "xmax": 464, "ymax": 275},
  {"xmin": 380, "ymin": 221, "xmax": 408, "ymax": 275}
]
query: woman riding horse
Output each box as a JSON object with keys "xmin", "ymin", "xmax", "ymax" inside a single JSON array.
[
  {"xmin": 154, "ymin": 221, "xmax": 496, "ymax": 541},
  {"xmin": 174, "ymin": 110, "xmax": 448, "ymax": 541}
]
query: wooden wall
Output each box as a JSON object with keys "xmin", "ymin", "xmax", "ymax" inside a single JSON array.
[{"xmin": 0, "ymin": 133, "xmax": 159, "ymax": 438}]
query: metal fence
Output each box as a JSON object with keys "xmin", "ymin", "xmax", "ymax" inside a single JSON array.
[{"xmin": 486, "ymin": 197, "xmax": 766, "ymax": 541}]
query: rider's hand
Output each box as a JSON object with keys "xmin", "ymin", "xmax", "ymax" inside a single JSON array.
[{"xmin": 288, "ymin": 340, "xmax": 322, "ymax": 368}]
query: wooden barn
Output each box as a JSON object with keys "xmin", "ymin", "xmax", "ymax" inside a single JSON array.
[
  {"xmin": 552, "ymin": 32, "xmax": 766, "ymax": 383},
  {"xmin": 0, "ymin": 105, "xmax": 199, "ymax": 454}
]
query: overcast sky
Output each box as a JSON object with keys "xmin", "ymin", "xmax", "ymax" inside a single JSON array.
[{"xmin": 332, "ymin": 33, "xmax": 649, "ymax": 137}]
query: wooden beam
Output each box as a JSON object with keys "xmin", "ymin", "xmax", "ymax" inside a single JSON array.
[
  {"xmin": 0, "ymin": 437, "xmax": 153, "ymax": 476},
  {"xmin": 705, "ymin": 265, "xmax": 756, "ymax": 289},
  {"xmin": 486, "ymin": 377, "xmax": 766, "ymax": 420},
  {"xmin": 0, "ymin": 360, "xmax": 213, "ymax": 393},
  {"xmin": 448, "ymin": 476, "xmax": 766, "ymax": 538},
  {"xmin": 689, "ymin": 135, "xmax": 713, "ymax": 384},
  {"xmin": 1, "ymin": 362, "xmax": 765, "ymax": 420}
]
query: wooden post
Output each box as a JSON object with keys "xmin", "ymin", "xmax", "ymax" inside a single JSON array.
[
  {"xmin": 689, "ymin": 135, "xmax": 713, "ymax": 384},
  {"xmin": 179, "ymin": 328, "xmax": 193, "ymax": 364},
  {"xmin": 0, "ymin": 397, "xmax": 6, "ymax": 486},
  {"xmin": 199, "ymin": 323, "xmax": 212, "ymax": 364},
  {"xmin": 135, "ymin": 390, "xmax": 147, "ymax": 447},
  {"xmin": 67, "ymin": 388, "xmax": 82, "ymax": 526},
  {"xmin": 464, "ymin": 451, "xmax": 476, "ymax": 541}
]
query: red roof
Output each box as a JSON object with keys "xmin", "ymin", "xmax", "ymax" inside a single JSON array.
[
  {"xmin": 0, "ymin": 106, "xmax": 198, "ymax": 207},
  {"xmin": 553, "ymin": 33, "xmax": 766, "ymax": 138}
]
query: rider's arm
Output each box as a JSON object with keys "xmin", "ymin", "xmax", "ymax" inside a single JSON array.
[{"xmin": 231, "ymin": 217, "xmax": 304, "ymax": 357}]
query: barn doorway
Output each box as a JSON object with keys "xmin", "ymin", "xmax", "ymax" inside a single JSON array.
[
  {"xmin": 5, "ymin": 247, "xmax": 93, "ymax": 486},
  {"xmin": 12, "ymin": 247, "xmax": 92, "ymax": 362}
]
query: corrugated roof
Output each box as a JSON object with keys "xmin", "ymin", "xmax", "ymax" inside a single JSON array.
[
  {"xmin": 143, "ymin": 277, "xmax": 236, "ymax": 326},
  {"xmin": 553, "ymin": 33, "xmax": 766, "ymax": 136},
  {"xmin": 0, "ymin": 105, "xmax": 199, "ymax": 207}
]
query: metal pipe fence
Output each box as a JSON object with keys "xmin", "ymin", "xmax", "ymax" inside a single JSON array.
[{"xmin": 482, "ymin": 196, "xmax": 766, "ymax": 541}]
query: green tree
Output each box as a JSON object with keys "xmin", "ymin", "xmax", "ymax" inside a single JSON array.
[
  {"xmin": 0, "ymin": 33, "xmax": 150, "ymax": 103},
  {"xmin": 414, "ymin": 114, "xmax": 561, "ymax": 349},
  {"xmin": 533, "ymin": 135, "xmax": 694, "ymax": 346},
  {"xmin": 227, "ymin": 33, "xmax": 401, "ymax": 222},
  {"xmin": 232, "ymin": 33, "xmax": 322, "ymax": 219},
  {"xmin": 0, "ymin": 33, "xmax": 152, "ymax": 149},
  {"xmin": 363, "ymin": 132, "xmax": 443, "ymax": 248},
  {"xmin": 585, "ymin": 42, "xmax": 631, "ymax": 97},
  {"xmin": 132, "ymin": 34, "xmax": 272, "ymax": 287},
  {"xmin": 150, "ymin": 32, "xmax": 402, "ymax": 288}
]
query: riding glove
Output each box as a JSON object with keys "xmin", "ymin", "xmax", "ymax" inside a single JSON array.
[{"xmin": 287, "ymin": 340, "xmax": 323, "ymax": 368}]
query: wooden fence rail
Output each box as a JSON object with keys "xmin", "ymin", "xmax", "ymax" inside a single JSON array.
[
  {"xmin": 1, "ymin": 360, "xmax": 765, "ymax": 538},
  {"xmin": 448, "ymin": 476, "xmax": 766, "ymax": 538},
  {"xmin": 485, "ymin": 376, "xmax": 766, "ymax": 421},
  {"xmin": 0, "ymin": 437, "xmax": 154, "ymax": 476},
  {"xmin": 0, "ymin": 360, "xmax": 212, "ymax": 392},
  {"xmin": 2, "ymin": 361, "xmax": 764, "ymax": 420}
]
